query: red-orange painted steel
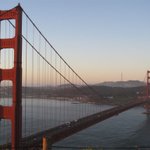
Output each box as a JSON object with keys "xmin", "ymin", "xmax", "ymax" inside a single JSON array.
[
  {"xmin": 0, "ymin": 5, "xmax": 22, "ymax": 149},
  {"xmin": 144, "ymin": 70, "xmax": 150, "ymax": 113},
  {"xmin": 147, "ymin": 70, "xmax": 150, "ymax": 98}
]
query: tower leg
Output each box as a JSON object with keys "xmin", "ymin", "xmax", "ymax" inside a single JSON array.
[{"xmin": 0, "ymin": 5, "xmax": 22, "ymax": 149}]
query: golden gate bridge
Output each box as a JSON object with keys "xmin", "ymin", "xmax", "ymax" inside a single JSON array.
[{"xmin": 0, "ymin": 5, "xmax": 150, "ymax": 149}]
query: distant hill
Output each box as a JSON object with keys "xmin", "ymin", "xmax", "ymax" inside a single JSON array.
[{"xmin": 95, "ymin": 80, "xmax": 145, "ymax": 88}]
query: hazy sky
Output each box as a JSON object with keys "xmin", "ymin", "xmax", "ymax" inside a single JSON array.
[{"xmin": 1, "ymin": 0, "xmax": 150, "ymax": 84}]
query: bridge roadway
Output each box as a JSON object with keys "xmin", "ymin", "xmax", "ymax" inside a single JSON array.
[{"xmin": 1, "ymin": 98, "xmax": 149, "ymax": 149}]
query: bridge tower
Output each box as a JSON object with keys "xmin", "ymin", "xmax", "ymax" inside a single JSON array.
[
  {"xmin": 0, "ymin": 5, "xmax": 22, "ymax": 149},
  {"xmin": 144, "ymin": 70, "xmax": 150, "ymax": 114},
  {"xmin": 146, "ymin": 70, "xmax": 150, "ymax": 98}
]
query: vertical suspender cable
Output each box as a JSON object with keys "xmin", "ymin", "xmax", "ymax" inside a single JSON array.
[
  {"xmin": 24, "ymin": 15, "xmax": 28, "ymax": 138},
  {"xmin": 38, "ymin": 33, "xmax": 41, "ymax": 131},
  {"xmin": 44, "ymin": 40, "xmax": 47, "ymax": 129},
  {"xmin": 4, "ymin": 8, "xmax": 103, "ymax": 145},
  {"xmin": 55, "ymin": 52, "xmax": 57, "ymax": 125},
  {"xmin": 31, "ymin": 24, "xmax": 34, "ymax": 136}
]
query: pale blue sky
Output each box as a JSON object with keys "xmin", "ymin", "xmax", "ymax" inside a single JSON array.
[{"xmin": 1, "ymin": 0, "xmax": 150, "ymax": 84}]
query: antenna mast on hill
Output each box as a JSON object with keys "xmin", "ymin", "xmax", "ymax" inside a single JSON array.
[{"xmin": 121, "ymin": 72, "xmax": 123, "ymax": 81}]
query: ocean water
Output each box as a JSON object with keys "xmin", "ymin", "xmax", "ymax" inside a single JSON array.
[
  {"xmin": 54, "ymin": 106, "xmax": 150, "ymax": 149},
  {"xmin": 0, "ymin": 98, "xmax": 149, "ymax": 149}
]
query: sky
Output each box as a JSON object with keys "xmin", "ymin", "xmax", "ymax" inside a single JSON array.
[{"xmin": 1, "ymin": 0, "xmax": 150, "ymax": 84}]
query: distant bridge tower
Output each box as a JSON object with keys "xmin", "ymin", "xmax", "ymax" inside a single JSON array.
[
  {"xmin": 0, "ymin": 5, "xmax": 22, "ymax": 149},
  {"xmin": 147, "ymin": 70, "xmax": 150, "ymax": 98},
  {"xmin": 144, "ymin": 70, "xmax": 150, "ymax": 114}
]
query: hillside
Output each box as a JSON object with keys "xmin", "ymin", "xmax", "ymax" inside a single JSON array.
[
  {"xmin": 0, "ymin": 80, "xmax": 146, "ymax": 105},
  {"xmin": 95, "ymin": 80, "xmax": 145, "ymax": 88}
]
